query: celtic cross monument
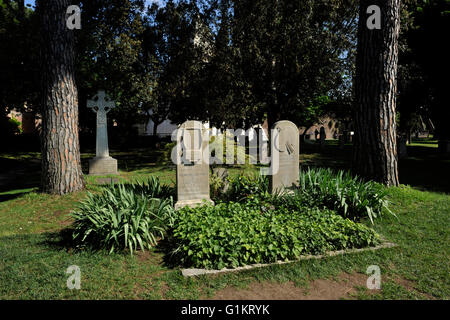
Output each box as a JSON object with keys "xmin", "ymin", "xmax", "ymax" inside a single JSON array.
[{"xmin": 87, "ymin": 90, "xmax": 118, "ymax": 175}]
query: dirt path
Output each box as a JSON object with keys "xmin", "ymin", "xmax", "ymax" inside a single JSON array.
[{"xmin": 209, "ymin": 272, "xmax": 369, "ymax": 300}]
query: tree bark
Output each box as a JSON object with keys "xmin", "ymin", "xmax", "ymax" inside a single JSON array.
[
  {"xmin": 353, "ymin": 0, "xmax": 400, "ymax": 186},
  {"xmin": 152, "ymin": 120, "xmax": 160, "ymax": 136},
  {"xmin": 38, "ymin": 0, "xmax": 85, "ymax": 194}
]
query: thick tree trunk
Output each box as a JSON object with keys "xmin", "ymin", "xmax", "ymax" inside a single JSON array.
[
  {"xmin": 353, "ymin": 0, "xmax": 400, "ymax": 186},
  {"xmin": 38, "ymin": 0, "xmax": 85, "ymax": 194},
  {"xmin": 152, "ymin": 120, "xmax": 160, "ymax": 136}
]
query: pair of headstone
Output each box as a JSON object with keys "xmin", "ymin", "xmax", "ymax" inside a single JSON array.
[{"xmin": 174, "ymin": 120, "xmax": 300, "ymax": 209}]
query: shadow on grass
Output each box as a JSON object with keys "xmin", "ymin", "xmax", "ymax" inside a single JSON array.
[
  {"xmin": 155, "ymin": 236, "xmax": 187, "ymax": 269},
  {"xmin": 301, "ymin": 140, "xmax": 450, "ymax": 194},
  {"xmin": 0, "ymin": 156, "xmax": 41, "ymax": 195},
  {"xmin": 0, "ymin": 191, "xmax": 33, "ymax": 202},
  {"xmin": 41, "ymin": 227, "xmax": 181, "ymax": 270},
  {"xmin": 41, "ymin": 229, "xmax": 126, "ymax": 258},
  {"xmin": 40, "ymin": 229, "xmax": 79, "ymax": 253}
]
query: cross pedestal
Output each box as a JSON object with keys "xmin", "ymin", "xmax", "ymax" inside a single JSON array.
[{"xmin": 87, "ymin": 90, "xmax": 118, "ymax": 175}]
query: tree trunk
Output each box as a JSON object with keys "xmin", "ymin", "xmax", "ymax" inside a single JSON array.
[
  {"xmin": 152, "ymin": 120, "xmax": 160, "ymax": 136},
  {"xmin": 353, "ymin": 0, "xmax": 400, "ymax": 186},
  {"xmin": 38, "ymin": 0, "xmax": 85, "ymax": 194},
  {"xmin": 300, "ymin": 125, "xmax": 313, "ymax": 141}
]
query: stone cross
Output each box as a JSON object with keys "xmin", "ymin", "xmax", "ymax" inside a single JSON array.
[
  {"xmin": 87, "ymin": 90, "xmax": 116, "ymax": 158},
  {"xmin": 87, "ymin": 90, "xmax": 118, "ymax": 175},
  {"xmin": 269, "ymin": 120, "xmax": 299, "ymax": 194}
]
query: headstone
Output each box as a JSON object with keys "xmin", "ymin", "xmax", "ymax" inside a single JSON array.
[
  {"xmin": 398, "ymin": 136, "xmax": 408, "ymax": 159},
  {"xmin": 270, "ymin": 120, "xmax": 299, "ymax": 194},
  {"xmin": 87, "ymin": 90, "xmax": 118, "ymax": 175},
  {"xmin": 175, "ymin": 120, "xmax": 214, "ymax": 209}
]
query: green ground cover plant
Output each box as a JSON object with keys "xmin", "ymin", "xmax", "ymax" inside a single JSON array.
[
  {"xmin": 215, "ymin": 169, "xmax": 392, "ymax": 223},
  {"xmin": 69, "ymin": 169, "xmax": 389, "ymax": 268},
  {"xmin": 169, "ymin": 202, "xmax": 380, "ymax": 269}
]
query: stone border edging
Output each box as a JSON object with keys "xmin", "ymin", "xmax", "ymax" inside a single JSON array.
[{"xmin": 181, "ymin": 241, "xmax": 397, "ymax": 277}]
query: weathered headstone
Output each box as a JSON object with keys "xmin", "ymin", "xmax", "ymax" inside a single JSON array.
[
  {"xmin": 87, "ymin": 90, "xmax": 118, "ymax": 175},
  {"xmin": 175, "ymin": 120, "xmax": 214, "ymax": 209},
  {"xmin": 270, "ymin": 120, "xmax": 299, "ymax": 193}
]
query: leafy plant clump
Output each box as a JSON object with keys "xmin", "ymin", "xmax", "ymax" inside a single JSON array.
[
  {"xmin": 123, "ymin": 176, "xmax": 175, "ymax": 199},
  {"xmin": 219, "ymin": 169, "xmax": 393, "ymax": 223},
  {"xmin": 220, "ymin": 174, "xmax": 270, "ymax": 202},
  {"xmin": 71, "ymin": 182, "xmax": 175, "ymax": 254},
  {"xmin": 169, "ymin": 202, "xmax": 380, "ymax": 269},
  {"xmin": 296, "ymin": 167, "xmax": 393, "ymax": 223}
]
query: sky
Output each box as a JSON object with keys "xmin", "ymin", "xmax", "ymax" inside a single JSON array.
[{"xmin": 24, "ymin": 0, "xmax": 164, "ymax": 9}]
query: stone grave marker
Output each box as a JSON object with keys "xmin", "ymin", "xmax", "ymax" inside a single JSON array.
[
  {"xmin": 87, "ymin": 90, "xmax": 118, "ymax": 175},
  {"xmin": 269, "ymin": 120, "xmax": 299, "ymax": 193},
  {"xmin": 175, "ymin": 120, "xmax": 214, "ymax": 209}
]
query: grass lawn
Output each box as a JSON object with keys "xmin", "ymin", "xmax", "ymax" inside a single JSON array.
[{"xmin": 0, "ymin": 140, "xmax": 448, "ymax": 299}]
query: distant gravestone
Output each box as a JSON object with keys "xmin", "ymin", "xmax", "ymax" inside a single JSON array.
[
  {"xmin": 175, "ymin": 120, "xmax": 213, "ymax": 209},
  {"xmin": 87, "ymin": 90, "xmax": 118, "ymax": 175},
  {"xmin": 270, "ymin": 120, "xmax": 299, "ymax": 194}
]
